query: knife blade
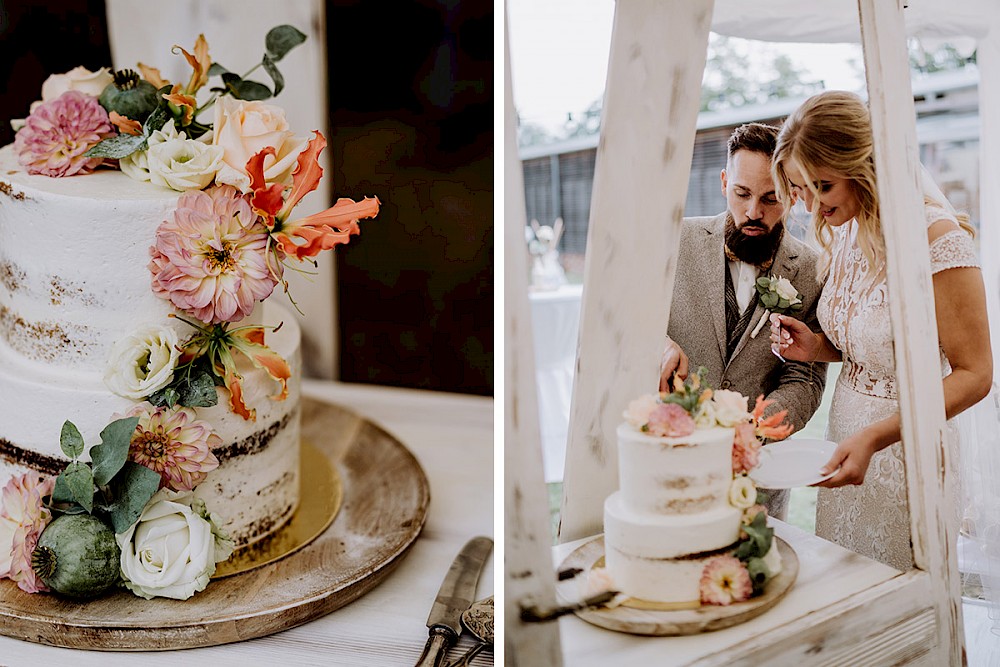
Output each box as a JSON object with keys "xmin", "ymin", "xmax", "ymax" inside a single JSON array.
[{"xmin": 414, "ymin": 535, "xmax": 493, "ymax": 667}]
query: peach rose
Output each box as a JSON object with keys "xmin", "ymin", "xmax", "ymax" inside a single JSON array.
[
  {"xmin": 34, "ymin": 66, "xmax": 113, "ymax": 112},
  {"xmin": 212, "ymin": 96, "xmax": 308, "ymax": 192}
]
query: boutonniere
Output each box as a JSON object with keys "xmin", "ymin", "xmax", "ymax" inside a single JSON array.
[{"xmin": 750, "ymin": 275, "xmax": 803, "ymax": 338}]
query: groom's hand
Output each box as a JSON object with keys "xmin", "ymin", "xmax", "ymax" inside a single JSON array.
[{"xmin": 658, "ymin": 336, "xmax": 689, "ymax": 392}]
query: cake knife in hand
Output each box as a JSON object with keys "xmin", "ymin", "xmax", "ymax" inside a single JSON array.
[{"xmin": 414, "ymin": 535, "xmax": 493, "ymax": 667}]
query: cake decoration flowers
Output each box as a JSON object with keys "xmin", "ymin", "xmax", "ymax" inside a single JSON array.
[
  {"xmin": 0, "ymin": 473, "xmax": 55, "ymax": 593},
  {"xmin": 13, "ymin": 91, "xmax": 116, "ymax": 177},
  {"xmin": 699, "ymin": 555, "xmax": 753, "ymax": 605}
]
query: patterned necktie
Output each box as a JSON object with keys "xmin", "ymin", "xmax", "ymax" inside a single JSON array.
[{"xmin": 725, "ymin": 264, "xmax": 760, "ymax": 360}]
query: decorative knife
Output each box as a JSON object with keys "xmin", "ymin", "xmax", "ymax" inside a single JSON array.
[{"xmin": 415, "ymin": 535, "xmax": 494, "ymax": 667}]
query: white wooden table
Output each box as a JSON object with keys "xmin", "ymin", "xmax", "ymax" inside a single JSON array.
[
  {"xmin": 552, "ymin": 521, "xmax": 1000, "ymax": 666},
  {"xmin": 0, "ymin": 381, "xmax": 494, "ymax": 667}
]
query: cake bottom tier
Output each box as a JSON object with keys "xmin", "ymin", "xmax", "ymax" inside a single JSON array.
[
  {"xmin": 0, "ymin": 301, "xmax": 302, "ymax": 549},
  {"xmin": 604, "ymin": 540, "xmax": 739, "ymax": 604}
]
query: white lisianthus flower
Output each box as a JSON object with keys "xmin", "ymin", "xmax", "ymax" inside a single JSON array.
[
  {"xmin": 623, "ymin": 394, "xmax": 659, "ymax": 429},
  {"xmin": 122, "ymin": 120, "xmax": 223, "ymax": 191},
  {"xmin": 118, "ymin": 489, "xmax": 234, "ymax": 600},
  {"xmin": 693, "ymin": 400, "xmax": 718, "ymax": 428},
  {"xmin": 213, "ymin": 96, "xmax": 308, "ymax": 192},
  {"xmin": 728, "ymin": 475, "xmax": 758, "ymax": 510},
  {"xmin": 762, "ymin": 541, "xmax": 783, "ymax": 576},
  {"xmin": 711, "ymin": 389, "xmax": 750, "ymax": 427},
  {"xmin": 119, "ymin": 146, "xmax": 151, "ymax": 182},
  {"xmin": 104, "ymin": 325, "xmax": 180, "ymax": 399},
  {"xmin": 773, "ymin": 276, "xmax": 801, "ymax": 305}
]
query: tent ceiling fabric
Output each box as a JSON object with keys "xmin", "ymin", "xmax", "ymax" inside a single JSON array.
[{"xmin": 710, "ymin": 0, "xmax": 994, "ymax": 43}]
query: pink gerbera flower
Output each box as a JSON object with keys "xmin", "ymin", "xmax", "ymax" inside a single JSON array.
[
  {"xmin": 149, "ymin": 185, "xmax": 278, "ymax": 324},
  {"xmin": 14, "ymin": 90, "xmax": 115, "ymax": 177},
  {"xmin": 0, "ymin": 472, "xmax": 55, "ymax": 593},
  {"xmin": 116, "ymin": 403, "xmax": 222, "ymax": 491},
  {"xmin": 699, "ymin": 555, "xmax": 753, "ymax": 605},
  {"xmin": 646, "ymin": 402, "xmax": 696, "ymax": 438}
]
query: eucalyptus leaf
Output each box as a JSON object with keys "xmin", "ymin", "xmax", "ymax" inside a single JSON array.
[
  {"xmin": 106, "ymin": 462, "xmax": 161, "ymax": 533},
  {"xmin": 265, "ymin": 24, "xmax": 307, "ymax": 61},
  {"xmin": 761, "ymin": 292, "xmax": 779, "ymax": 309},
  {"xmin": 230, "ymin": 79, "xmax": 273, "ymax": 101},
  {"xmin": 777, "ymin": 297, "xmax": 790, "ymax": 310},
  {"xmin": 746, "ymin": 556, "xmax": 771, "ymax": 591},
  {"xmin": 149, "ymin": 386, "xmax": 181, "ymax": 408},
  {"xmin": 84, "ymin": 133, "xmax": 147, "ymax": 159},
  {"xmin": 740, "ymin": 512, "xmax": 774, "ymax": 559},
  {"xmin": 54, "ymin": 504, "xmax": 88, "ymax": 515},
  {"xmin": 791, "ymin": 302, "xmax": 804, "ymax": 312},
  {"xmin": 59, "ymin": 421, "xmax": 85, "ymax": 459},
  {"xmin": 756, "ymin": 276, "xmax": 772, "ymax": 289},
  {"xmin": 148, "ymin": 369, "xmax": 219, "ymax": 408},
  {"xmin": 90, "ymin": 416, "xmax": 139, "ymax": 487},
  {"xmin": 262, "ymin": 54, "xmax": 285, "ymax": 97},
  {"xmin": 62, "ymin": 461, "xmax": 94, "ymax": 513},
  {"xmin": 52, "ymin": 472, "xmax": 76, "ymax": 504},
  {"xmin": 143, "ymin": 104, "xmax": 171, "ymax": 136},
  {"xmin": 208, "ymin": 62, "xmax": 230, "ymax": 77}
]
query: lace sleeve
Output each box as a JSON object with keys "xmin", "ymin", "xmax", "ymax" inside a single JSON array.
[{"xmin": 929, "ymin": 230, "xmax": 980, "ymax": 274}]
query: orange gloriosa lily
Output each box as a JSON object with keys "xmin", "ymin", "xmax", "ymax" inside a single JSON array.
[
  {"xmin": 751, "ymin": 395, "xmax": 794, "ymax": 441},
  {"xmin": 178, "ymin": 321, "xmax": 290, "ymax": 422},
  {"xmin": 247, "ymin": 131, "xmax": 380, "ymax": 261}
]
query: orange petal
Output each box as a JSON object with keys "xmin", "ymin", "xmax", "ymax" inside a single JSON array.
[
  {"xmin": 229, "ymin": 329, "xmax": 291, "ymax": 402},
  {"xmin": 279, "ymin": 131, "xmax": 326, "ymax": 217},
  {"xmin": 275, "ymin": 196, "xmax": 380, "ymax": 260},
  {"xmin": 178, "ymin": 34, "xmax": 211, "ymax": 94},
  {"xmin": 163, "ymin": 92, "xmax": 198, "ymax": 126},
  {"xmin": 109, "ymin": 112, "xmax": 143, "ymax": 136},
  {"xmin": 223, "ymin": 367, "xmax": 255, "ymax": 421},
  {"xmin": 247, "ymin": 146, "xmax": 277, "ymax": 192},
  {"xmin": 137, "ymin": 63, "xmax": 170, "ymax": 89}
]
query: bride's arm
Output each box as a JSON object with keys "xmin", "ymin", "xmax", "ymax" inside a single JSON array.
[{"xmin": 818, "ymin": 219, "xmax": 993, "ymax": 488}]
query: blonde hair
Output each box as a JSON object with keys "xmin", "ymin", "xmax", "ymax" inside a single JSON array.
[{"xmin": 771, "ymin": 90, "xmax": 973, "ymax": 281}]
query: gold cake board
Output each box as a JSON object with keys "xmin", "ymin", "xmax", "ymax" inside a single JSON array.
[
  {"xmin": 557, "ymin": 534, "xmax": 799, "ymax": 636},
  {"xmin": 0, "ymin": 397, "xmax": 430, "ymax": 651}
]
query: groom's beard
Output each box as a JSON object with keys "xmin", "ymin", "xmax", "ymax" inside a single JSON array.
[{"xmin": 724, "ymin": 213, "xmax": 785, "ymax": 267}]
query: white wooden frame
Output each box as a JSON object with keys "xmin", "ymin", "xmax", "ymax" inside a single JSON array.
[{"xmin": 505, "ymin": 0, "xmax": 971, "ymax": 663}]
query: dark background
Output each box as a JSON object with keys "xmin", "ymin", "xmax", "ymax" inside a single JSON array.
[{"xmin": 0, "ymin": 0, "xmax": 493, "ymax": 397}]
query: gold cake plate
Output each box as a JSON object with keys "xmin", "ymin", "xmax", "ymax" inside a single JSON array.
[
  {"xmin": 0, "ymin": 397, "xmax": 430, "ymax": 651},
  {"xmin": 556, "ymin": 534, "xmax": 798, "ymax": 636}
]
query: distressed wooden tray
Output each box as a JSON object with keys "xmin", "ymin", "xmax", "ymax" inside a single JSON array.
[
  {"xmin": 0, "ymin": 397, "xmax": 430, "ymax": 650},
  {"xmin": 557, "ymin": 534, "xmax": 798, "ymax": 636}
]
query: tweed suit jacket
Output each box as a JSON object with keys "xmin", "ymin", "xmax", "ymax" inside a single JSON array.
[{"xmin": 667, "ymin": 213, "xmax": 827, "ymax": 433}]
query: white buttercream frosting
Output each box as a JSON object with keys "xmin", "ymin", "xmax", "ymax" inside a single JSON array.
[{"xmin": 0, "ymin": 145, "xmax": 300, "ymax": 548}]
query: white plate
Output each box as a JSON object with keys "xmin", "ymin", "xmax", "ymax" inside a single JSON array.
[{"xmin": 750, "ymin": 438, "xmax": 839, "ymax": 489}]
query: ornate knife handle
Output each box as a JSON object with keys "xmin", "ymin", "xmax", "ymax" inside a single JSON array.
[{"xmin": 414, "ymin": 627, "xmax": 456, "ymax": 667}]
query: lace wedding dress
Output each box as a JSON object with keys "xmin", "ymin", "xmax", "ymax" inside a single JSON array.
[{"xmin": 814, "ymin": 203, "xmax": 979, "ymax": 571}]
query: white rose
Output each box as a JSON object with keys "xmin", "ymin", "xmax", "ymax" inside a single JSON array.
[
  {"xmin": 212, "ymin": 96, "xmax": 308, "ymax": 192},
  {"xmin": 712, "ymin": 389, "xmax": 750, "ymax": 427},
  {"xmin": 762, "ymin": 542, "xmax": 783, "ymax": 576},
  {"xmin": 147, "ymin": 137, "xmax": 224, "ymax": 192},
  {"xmin": 728, "ymin": 475, "xmax": 758, "ymax": 510},
  {"xmin": 693, "ymin": 400, "xmax": 718, "ymax": 428},
  {"xmin": 31, "ymin": 66, "xmax": 113, "ymax": 112},
  {"xmin": 104, "ymin": 325, "xmax": 180, "ymax": 399},
  {"xmin": 773, "ymin": 276, "xmax": 800, "ymax": 304},
  {"xmin": 623, "ymin": 394, "xmax": 659, "ymax": 429},
  {"xmin": 118, "ymin": 489, "xmax": 234, "ymax": 600}
]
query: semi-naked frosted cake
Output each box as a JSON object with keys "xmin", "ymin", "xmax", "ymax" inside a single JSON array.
[
  {"xmin": 604, "ymin": 423, "xmax": 741, "ymax": 604},
  {"xmin": 601, "ymin": 375, "xmax": 791, "ymax": 606},
  {"xmin": 0, "ymin": 145, "xmax": 302, "ymax": 549}
]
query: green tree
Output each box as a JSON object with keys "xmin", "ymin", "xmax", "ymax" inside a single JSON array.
[{"xmin": 909, "ymin": 40, "xmax": 976, "ymax": 74}]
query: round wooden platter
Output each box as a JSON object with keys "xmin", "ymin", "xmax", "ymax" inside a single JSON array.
[
  {"xmin": 0, "ymin": 397, "xmax": 430, "ymax": 651},
  {"xmin": 557, "ymin": 534, "xmax": 798, "ymax": 636}
]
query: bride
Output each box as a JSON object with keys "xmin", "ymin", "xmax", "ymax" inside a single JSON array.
[{"xmin": 767, "ymin": 90, "xmax": 994, "ymax": 571}]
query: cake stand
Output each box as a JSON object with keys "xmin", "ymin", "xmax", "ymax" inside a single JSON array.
[
  {"xmin": 557, "ymin": 534, "xmax": 799, "ymax": 636},
  {"xmin": 0, "ymin": 396, "xmax": 430, "ymax": 650}
]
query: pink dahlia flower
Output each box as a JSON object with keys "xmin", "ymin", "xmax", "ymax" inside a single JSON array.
[
  {"xmin": 116, "ymin": 403, "xmax": 222, "ymax": 491},
  {"xmin": 732, "ymin": 421, "xmax": 762, "ymax": 475},
  {"xmin": 646, "ymin": 403, "xmax": 696, "ymax": 438},
  {"xmin": 0, "ymin": 472, "xmax": 55, "ymax": 593},
  {"xmin": 149, "ymin": 185, "xmax": 278, "ymax": 324},
  {"xmin": 13, "ymin": 90, "xmax": 115, "ymax": 177},
  {"xmin": 699, "ymin": 555, "xmax": 753, "ymax": 605}
]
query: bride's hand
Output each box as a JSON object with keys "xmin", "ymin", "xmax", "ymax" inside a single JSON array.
[
  {"xmin": 815, "ymin": 432, "xmax": 876, "ymax": 488},
  {"xmin": 769, "ymin": 314, "xmax": 818, "ymax": 362}
]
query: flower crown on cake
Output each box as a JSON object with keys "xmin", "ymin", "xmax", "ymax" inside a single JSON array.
[
  {"xmin": 598, "ymin": 369, "xmax": 794, "ymax": 606},
  {"xmin": 1, "ymin": 25, "xmax": 376, "ymax": 601}
]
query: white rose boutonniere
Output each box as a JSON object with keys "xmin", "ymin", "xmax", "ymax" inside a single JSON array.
[
  {"xmin": 118, "ymin": 489, "xmax": 234, "ymax": 600},
  {"xmin": 750, "ymin": 274, "xmax": 804, "ymax": 338},
  {"xmin": 104, "ymin": 325, "xmax": 181, "ymax": 400}
]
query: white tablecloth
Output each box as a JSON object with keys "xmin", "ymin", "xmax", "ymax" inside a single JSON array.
[
  {"xmin": 529, "ymin": 284, "xmax": 584, "ymax": 482},
  {"xmin": 0, "ymin": 381, "xmax": 494, "ymax": 666}
]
